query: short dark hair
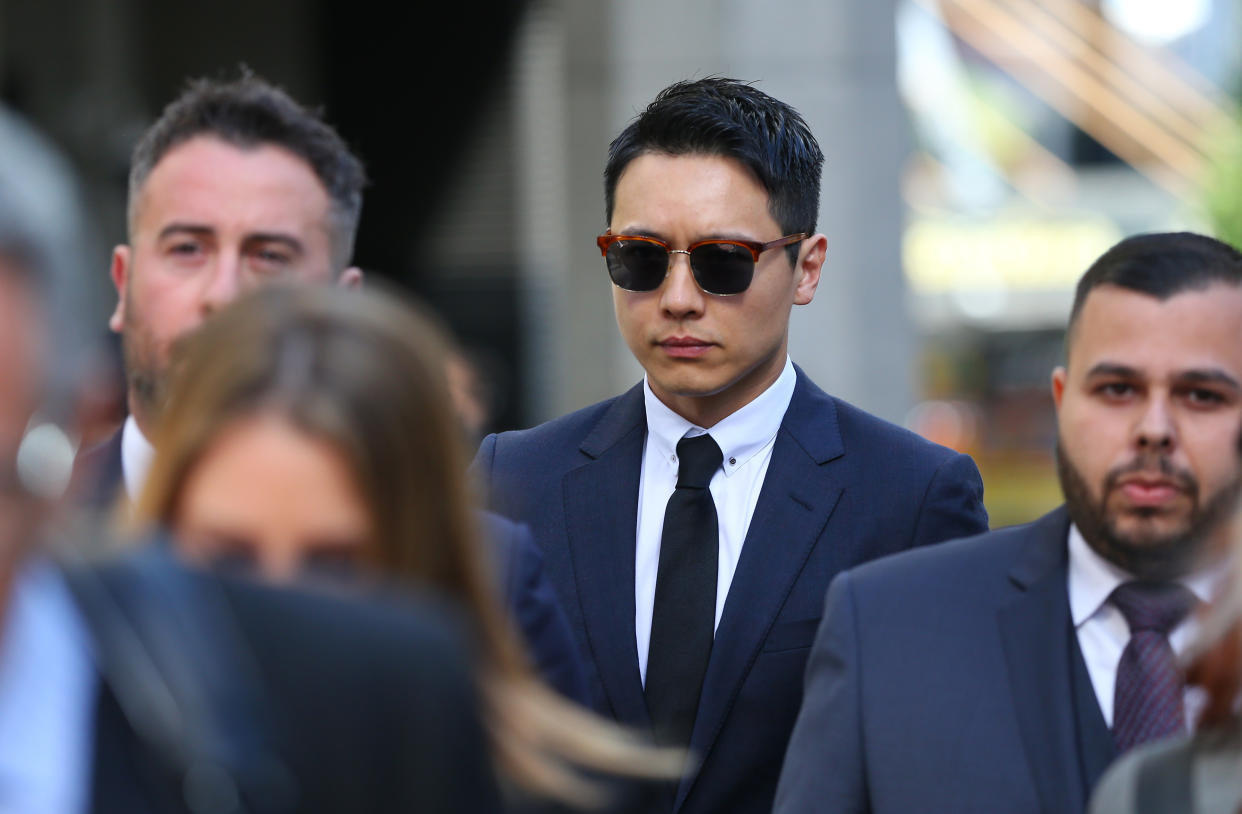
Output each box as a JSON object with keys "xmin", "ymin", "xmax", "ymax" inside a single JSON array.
[
  {"xmin": 128, "ymin": 71, "xmax": 366, "ymax": 271},
  {"xmin": 603, "ymin": 77, "xmax": 823, "ymax": 260},
  {"xmin": 1067, "ymin": 232, "xmax": 1242, "ymax": 347}
]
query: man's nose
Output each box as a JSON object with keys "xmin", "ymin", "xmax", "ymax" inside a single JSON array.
[
  {"xmin": 199, "ymin": 256, "xmax": 243, "ymax": 317},
  {"xmin": 659, "ymin": 251, "xmax": 705, "ymax": 318},
  {"xmin": 1134, "ymin": 395, "xmax": 1175, "ymax": 451}
]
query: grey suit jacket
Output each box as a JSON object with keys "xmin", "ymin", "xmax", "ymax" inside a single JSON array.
[
  {"xmin": 1089, "ymin": 731, "xmax": 1242, "ymax": 814},
  {"xmin": 775, "ymin": 507, "xmax": 1116, "ymax": 814}
]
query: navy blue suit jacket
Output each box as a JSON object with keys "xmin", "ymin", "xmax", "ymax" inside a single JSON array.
[
  {"xmin": 73, "ymin": 428, "xmax": 591, "ymax": 705},
  {"xmin": 70, "ymin": 546, "xmax": 501, "ymax": 814},
  {"xmin": 471, "ymin": 367, "xmax": 989, "ymax": 814},
  {"xmin": 775, "ymin": 506, "xmax": 1116, "ymax": 814},
  {"xmin": 479, "ymin": 512, "xmax": 591, "ymax": 704}
]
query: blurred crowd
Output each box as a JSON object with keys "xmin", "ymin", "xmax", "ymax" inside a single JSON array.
[{"xmin": 1, "ymin": 69, "xmax": 1242, "ymax": 814}]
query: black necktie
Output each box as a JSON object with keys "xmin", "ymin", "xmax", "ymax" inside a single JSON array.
[
  {"xmin": 645, "ymin": 433, "xmax": 722, "ymax": 749},
  {"xmin": 1110, "ymin": 581, "xmax": 1198, "ymax": 754}
]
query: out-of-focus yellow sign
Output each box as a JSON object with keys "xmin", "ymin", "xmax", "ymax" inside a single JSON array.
[{"xmin": 904, "ymin": 217, "xmax": 1124, "ymax": 292}]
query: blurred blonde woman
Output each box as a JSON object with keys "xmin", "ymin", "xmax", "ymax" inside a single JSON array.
[{"xmin": 133, "ymin": 282, "xmax": 683, "ymax": 811}]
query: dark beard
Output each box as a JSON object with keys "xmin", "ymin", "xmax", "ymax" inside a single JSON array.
[
  {"xmin": 121, "ymin": 333, "xmax": 166, "ymax": 425},
  {"xmin": 119, "ymin": 295, "xmax": 171, "ymax": 429},
  {"xmin": 1056, "ymin": 439, "xmax": 1239, "ymax": 580}
]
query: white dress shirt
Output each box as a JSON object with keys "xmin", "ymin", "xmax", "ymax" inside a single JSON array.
[
  {"xmin": 120, "ymin": 414, "xmax": 155, "ymax": 501},
  {"xmin": 1068, "ymin": 524, "xmax": 1223, "ymax": 729},
  {"xmin": 635, "ymin": 357, "xmax": 796, "ymax": 685},
  {"xmin": 0, "ymin": 559, "xmax": 96, "ymax": 814}
]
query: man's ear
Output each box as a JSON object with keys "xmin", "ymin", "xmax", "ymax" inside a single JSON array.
[
  {"xmin": 338, "ymin": 266, "xmax": 364, "ymax": 289},
  {"xmin": 793, "ymin": 233, "xmax": 827, "ymax": 306},
  {"xmin": 108, "ymin": 245, "xmax": 131, "ymax": 333},
  {"xmin": 1051, "ymin": 366, "xmax": 1067, "ymax": 411}
]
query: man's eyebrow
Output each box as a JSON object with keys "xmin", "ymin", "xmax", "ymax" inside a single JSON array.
[
  {"xmin": 611, "ymin": 228, "xmax": 765, "ymax": 244},
  {"xmin": 1083, "ymin": 362, "xmax": 1242, "ymax": 392},
  {"xmin": 1175, "ymin": 369, "xmax": 1242, "ymax": 391},
  {"xmin": 701, "ymin": 231, "xmax": 765, "ymax": 244},
  {"xmin": 156, "ymin": 223, "xmax": 214, "ymax": 241},
  {"xmin": 613, "ymin": 227, "xmax": 666, "ymax": 242},
  {"xmin": 242, "ymin": 233, "xmax": 305, "ymax": 254},
  {"xmin": 1084, "ymin": 363, "xmax": 1141, "ymax": 379}
]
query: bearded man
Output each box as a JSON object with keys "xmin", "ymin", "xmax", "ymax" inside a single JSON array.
[{"xmin": 774, "ymin": 232, "xmax": 1242, "ymax": 814}]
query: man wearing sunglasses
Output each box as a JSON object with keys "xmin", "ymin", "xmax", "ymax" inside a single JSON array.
[{"xmin": 472, "ymin": 77, "xmax": 989, "ymax": 814}]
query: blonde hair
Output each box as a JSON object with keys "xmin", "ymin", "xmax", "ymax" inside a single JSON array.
[{"xmin": 134, "ymin": 282, "xmax": 683, "ymax": 806}]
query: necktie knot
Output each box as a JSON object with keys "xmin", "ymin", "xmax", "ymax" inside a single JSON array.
[
  {"xmin": 676, "ymin": 434, "xmax": 722, "ymax": 489},
  {"xmin": 1110, "ymin": 581, "xmax": 1197, "ymax": 635}
]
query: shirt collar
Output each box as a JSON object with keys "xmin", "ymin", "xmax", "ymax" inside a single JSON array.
[
  {"xmin": 643, "ymin": 357, "xmax": 796, "ymax": 476},
  {"xmin": 120, "ymin": 415, "xmax": 155, "ymax": 500},
  {"xmin": 1067, "ymin": 523, "xmax": 1228, "ymax": 627}
]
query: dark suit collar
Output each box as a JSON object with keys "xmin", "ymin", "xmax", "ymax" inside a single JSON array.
[
  {"xmin": 565, "ymin": 386, "xmax": 649, "ymax": 723},
  {"xmin": 998, "ymin": 505, "xmax": 1114, "ymax": 814},
  {"xmin": 579, "ymin": 383, "xmax": 646, "ymax": 459},
  {"xmin": 782, "ymin": 364, "xmax": 844, "ymax": 465},
  {"xmin": 1006, "ymin": 505, "xmax": 1072, "ymax": 589},
  {"xmin": 579, "ymin": 365, "xmax": 843, "ymax": 463},
  {"xmin": 74, "ymin": 426, "xmax": 125, "ymax": 511}
]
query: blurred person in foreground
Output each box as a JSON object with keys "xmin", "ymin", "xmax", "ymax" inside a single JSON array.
[
  {"xmin": 71, "ymin": 70, "xmax": 590, "ymax": 704},
  {"xmin": 0, "ymin": 104, "xmax": 500, "ymax": 813},
  {"xmin": 470, "ymin": 76, "xmax": 989, "ymax": 814},
  {"xmin": 132, "ymin": 282, "xmax": 685, "ymax": 812},
  {"xmin": 775, "ymin": 232, "xmax": 1242, "ymax": 814}
]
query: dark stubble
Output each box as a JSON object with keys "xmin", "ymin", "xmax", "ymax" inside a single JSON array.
[
  {"xmin": 119, "ymin": 289, "xmax": 168, "ymax": 429},
  {"xmin": 1056, "ymin": 439, "xmax": 1241, "ymax": 580}
]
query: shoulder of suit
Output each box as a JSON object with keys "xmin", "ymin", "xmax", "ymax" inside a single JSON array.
[
  {"xmin": 485, "ymin": 389, "xmax": 633, "ymax": 453},
  {"xmin": 226, "ymin": 572, "xmax": 468, "ymax": 656},
  {"xmin": 843, "ymin": 511, "xmax": 1057, "ymax": 594},
  {"xmin": 88, "ymin": 547, "xmax": 471, "ymax": 680}
]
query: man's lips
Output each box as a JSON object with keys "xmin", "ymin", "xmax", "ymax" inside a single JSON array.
[
  {"xmin": 1114, "ymin": 475, "xmax": 1185, "ymax": 507},
  {"xmin": 657, "ymin": 336, "xmax": 715, "ymax": 358}
]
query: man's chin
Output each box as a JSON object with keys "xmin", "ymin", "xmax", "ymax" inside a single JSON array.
[
  {"xmin": 1108, "ymin": 521, "xmax": 1189, "ymax": 551},
  {"xmin": 1100, "ymin": 517, "xmax": 1199, "ymax": 578}
]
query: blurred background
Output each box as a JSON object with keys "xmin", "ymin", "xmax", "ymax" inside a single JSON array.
[{"xmin": 4, "ymin": 0, "xmax": 1239, "ymax": 526}]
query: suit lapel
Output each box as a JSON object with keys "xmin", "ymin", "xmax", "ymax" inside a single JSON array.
[
  {"xmin": 676, "ymin": 371, "xmax": 844, "ymax": 809},
  {"xmin": 997, "ymin": 507, "xmax": 1094, "ymax": 814},
  {"xmin": 90, "ymin": 683, "xmax": 169, "ymax": 814},
  {"xmin": 73, "ymin": 427, "xmax": 125, "ymax": 513},
  {"xmin": 561, "ymin": 385, "xmax": 651, "ymax": 725}
]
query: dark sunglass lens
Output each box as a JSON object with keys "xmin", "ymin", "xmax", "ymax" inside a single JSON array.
[
  {"xmin": 690, "ymin": 243, "xmax": 754, "ymax": 295},
  {"xmin": 605, "ymin": 240, "xmax": 668, "ymax": 291}
]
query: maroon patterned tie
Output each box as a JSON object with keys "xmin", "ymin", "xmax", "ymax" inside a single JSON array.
[{"xmin": 1110, "ymin": 581, "xmax": 1198, "ymax": 754}]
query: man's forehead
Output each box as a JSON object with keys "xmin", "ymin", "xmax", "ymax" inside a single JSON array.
[
  {"xmin": 1069, "ymin": 282, "xmax": 1242, "ymax": 372},
  {"xmin": 133, "ymin": 135, "xmax": 330, "ymax": 231}
]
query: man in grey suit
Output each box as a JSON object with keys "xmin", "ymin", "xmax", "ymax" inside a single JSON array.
[{"xmin": 776, "ymin": 232, "xmax": 1242, "ymax": 814}]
